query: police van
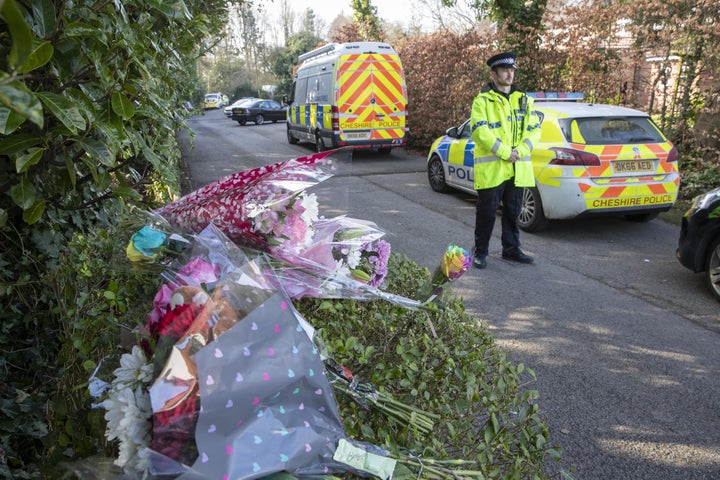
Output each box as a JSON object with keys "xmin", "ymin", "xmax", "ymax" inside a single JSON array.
[
  {"xmin": 204, "ymin": 92, "xmax": 228, "ymax": 109},
  {"xmin": 286, "ymin": 42, "xmax": 408, "ymax": 153}
]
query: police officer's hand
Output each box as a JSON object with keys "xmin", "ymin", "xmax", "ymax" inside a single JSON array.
[{"xmin": 508, "ymin": 148, "xmax": 519, "ymax": 163}]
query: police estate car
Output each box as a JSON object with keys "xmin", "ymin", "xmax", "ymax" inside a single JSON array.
[{"xmin": 426, "ymin": 93, "xmax": 680, "ymax": 232}]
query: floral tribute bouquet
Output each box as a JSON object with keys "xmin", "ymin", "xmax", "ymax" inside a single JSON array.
[
  {"xmin": 154, "ymin": 150, "xmax": 338, "ymax": 255},
  {"xmin": 416, "ymin": 244, "xmax": 472, "ymax": 303},
  {"xmin": 91, "ymin": 150, "xmax": 481, "ymax": 479},
  {"xmin": 99, "ymin": 224, "xmax": 400, "ymax": 479},
  {"xmin": 133, "ymin": 149, "xmax": 425, "ymax": 309}
]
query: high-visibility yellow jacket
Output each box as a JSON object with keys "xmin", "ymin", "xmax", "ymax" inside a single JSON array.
[{"xmin": 470, "ymin": 84, "xmax": 542, "ymax": 190}]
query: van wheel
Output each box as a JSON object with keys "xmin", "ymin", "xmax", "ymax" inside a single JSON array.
[
  {"xmin": 237, "ymin": 119, "xmax": 246, "ymax": 126},
  {"xmin": 255, "ymin": 114, "xmax": 264, "ymax": 125},
  {"xmin": 518, "ymin": 187, "xmax": 549, "ymax": 232},
  {"xmin": 287, "ymin": 126, "xmax": 299, "ymax": 144},
  {"xmin": 705, "ymin": 236, "xmax": 720, "ymax": 302},
  {"xmin": 378, "ymin": 147, "xmax": 392, "ymax": 154},
  {"xmin": 315, "ymin": 133, "xmax": 326, "ymax": 152},
  {"xmin": 427, "ymin": 155, "xmax": 451, "ymax": 193}
]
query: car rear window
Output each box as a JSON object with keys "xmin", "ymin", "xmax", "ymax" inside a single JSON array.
[{"xmin": 560, "ymin": 117, "xmax": 666, "ymax": 145}]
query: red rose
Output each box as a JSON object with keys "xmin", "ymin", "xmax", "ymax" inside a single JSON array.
[
  {"xmin": 158, "ymin": 302, "xmax": 203, "ymax": 340},
  {"xmin": 151, "ymin": 386, "xmax": 200, "ymax": 463}
]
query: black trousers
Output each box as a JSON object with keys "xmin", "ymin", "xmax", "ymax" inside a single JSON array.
[{"xmin": 474, "ymin": 178, "xmax": 522, "ymax": 258}]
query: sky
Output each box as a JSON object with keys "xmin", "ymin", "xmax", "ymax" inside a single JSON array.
[{"xmin": 262, "ymin": 0, "xmax": 432, "ymax": 32}]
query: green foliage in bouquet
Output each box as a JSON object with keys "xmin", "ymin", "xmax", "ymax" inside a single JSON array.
[{"xmin": 296, "ymin": 254, "xmax": 561, "ymax": 479}]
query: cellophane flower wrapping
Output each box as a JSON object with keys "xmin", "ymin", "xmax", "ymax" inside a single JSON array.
[
  {"xmin": 151, "ymin": 149, "xmax": 421, "ymax": 309},
  {"xmin": 417, "ymin": 244, "xmax": 472, "ymax": 303},
  {"xmin": 123, "ymin": 210, "xmax": 194, "ymax": 267},
  {"xmin": 102, "ymin": 224, "xmax": 397, "ymax": 479},
  {"xmin": 154, "ymin": 151, "xmax": 340, "ymax": 254},
  {"xmin": 266, "ymin": 216, "xmax": 393, "ymax": 300}
]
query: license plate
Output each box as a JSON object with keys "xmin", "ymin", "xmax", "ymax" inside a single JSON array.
[
  {"xmin": 612, "ymin": 159, "xmax": 654, "ymax": 173},
  {"xmin": 344, "ymin": 131, "xmax": 371, "ymax": 140}
]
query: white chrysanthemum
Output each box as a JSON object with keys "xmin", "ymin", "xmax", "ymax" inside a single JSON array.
[
  {"xmin": 345, "ymin": 249, "xmax": 361, "ymax": 269},
  {"xmin": 300, "ymin": 193, "xmax": 319, "ymax": 224},
  {"xmin": 112, "ymin": 346, "xmax": 153, "ymax": 385},
  {"xmin": 104, "ymin": 387, "xmax": 137, "ymax": 439},
  {"xmin": 334, "ymin": 260, "xmax": 352, "ymax": 277},
  {"xmin": 102, "ymin": 347, "xmax": 153, "ymax": 474}
]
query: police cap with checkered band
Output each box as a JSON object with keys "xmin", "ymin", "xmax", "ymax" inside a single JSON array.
[{"xmin": 486, "ymin": 51, "xmax": 517, "ymax": 69}]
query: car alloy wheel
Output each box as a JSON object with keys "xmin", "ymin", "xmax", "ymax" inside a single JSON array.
[
  {"xmin": 427, "ymin": 155, "xmax": 450, "ymax": 193},
  {"xmin": 255, "ymin": 114, "xmax": 264, "ymax": 125},
  {"xmin": 518, "ymin": 187, "xmax": 549, "ymax": 232},
  {"xmin": 705, "ymin": 236, "xmax": 720, "ymax": 302}
]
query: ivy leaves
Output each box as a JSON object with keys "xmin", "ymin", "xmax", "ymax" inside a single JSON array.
[
  {"xmin": 0, "ymin": 0, "xmax": 209, "ymax": 225},
  {"xmin": 0, "ymin": 0, "xmax": 232, "ymax": 474}
]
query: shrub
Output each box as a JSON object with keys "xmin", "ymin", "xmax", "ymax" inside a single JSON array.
[
  {"xmin": 296, "ymin": 254, "xmax": 560, "ymax": 478},
  {"xmin": 0, "ymin": 0, "xmax": 232, "ymax": 475}
]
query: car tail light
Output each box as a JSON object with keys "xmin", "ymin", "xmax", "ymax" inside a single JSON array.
[
  {"xmin": 667, "ymin": 145, "xmax": 678, "ymax": 162},
  {"xmin": 331, "ymin": 105, "xmax": 339, "ymax": 131},
  {"xmin": 331, "ymin": 106, "xmax": 346, "ymax": 146},
  {"xmin": 549, "ymin": 147, "xmax": 601, "ymax": 166}
]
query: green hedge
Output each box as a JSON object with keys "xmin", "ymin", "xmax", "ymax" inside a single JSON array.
[
  {"xmin": 296, "ymin": 254, "xmax": 560, "ymax": 477},
  {"xmin": 0, "ymin": 0, "xmax": 233, "ymax": 476}
]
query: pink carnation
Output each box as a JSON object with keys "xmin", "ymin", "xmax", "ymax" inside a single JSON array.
[{"xmin": 283, "ymin": 213, "xmax": 311, "ymax": 245}]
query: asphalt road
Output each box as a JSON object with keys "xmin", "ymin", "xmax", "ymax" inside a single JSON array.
[{"xmin": 179, "ymin": 110, "xmax": 720, "ymax": 479}]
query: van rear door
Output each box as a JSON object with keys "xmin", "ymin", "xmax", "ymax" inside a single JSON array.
[{"xmin": 335, "ymin": 52, "xmax": 407, "ymax": 145}]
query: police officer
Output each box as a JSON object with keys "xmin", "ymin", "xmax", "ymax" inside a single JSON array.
[{"xmin": 470, "ymin": 51, "xmax": 541, "ymax": 269}]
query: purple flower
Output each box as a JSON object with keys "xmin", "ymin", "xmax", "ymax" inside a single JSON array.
[{"xmin": 361, "ymin": 240, "xmax": 391, "ymax": 287}]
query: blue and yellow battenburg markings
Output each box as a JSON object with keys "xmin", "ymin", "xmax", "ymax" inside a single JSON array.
[
  {"xmin": 435, "ymin": 139, "xmax": 474, "ymax": 167},
  {"xmin": 288, "ymin": 105, "xmax": 332, "ymax": 129}
]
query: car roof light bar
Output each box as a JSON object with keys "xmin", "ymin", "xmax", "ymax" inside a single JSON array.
[{"xmin": 527, "ymin": 92, "xmax": 585, "ymax": 102}]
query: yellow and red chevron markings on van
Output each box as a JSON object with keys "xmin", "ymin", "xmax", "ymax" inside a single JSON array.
[
  {"xmin": 335, "ymin": 53, "xmax": 406, "ymax": 139},
  {"xmin": 371, "ymin": 127, "xmax": 405, "ymax": 140}
]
